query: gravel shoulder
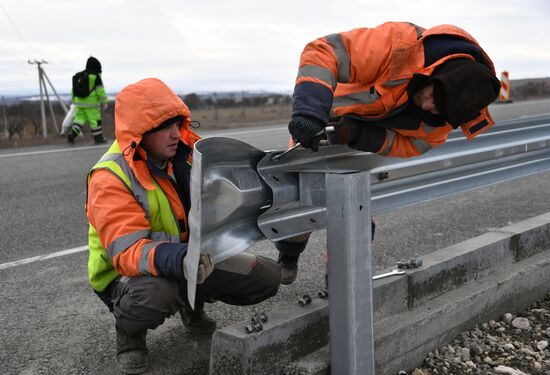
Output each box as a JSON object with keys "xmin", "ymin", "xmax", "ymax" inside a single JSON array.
[{"xmin": 410, "ymin": 293, "xmax": 550, "ymax": 375}]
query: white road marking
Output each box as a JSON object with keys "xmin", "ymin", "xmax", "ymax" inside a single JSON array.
[
  {"xmin": 0, "ymin": 246, "xmax": 88, "ymax": 270},
  {"xmin": 0, "ymin": 126, "xmax": 287, "ymax": 159},
  {"xmin": 0, "ymin": 145, "xmax": 108, "ymax": 158}
]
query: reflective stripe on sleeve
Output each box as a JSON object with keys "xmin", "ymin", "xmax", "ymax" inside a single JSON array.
[
  {"xmin": 411, "ymin": 138, "xmax": 433, "ymax": 154},
  {"xmin": 138, "ymin": 241, "xmax": 158, "ymax": 275},
  {"xmin": 107, "ymin": 229, "xmax": 151, "ymax": 259},
  {"xmin": 325, "ymin": 33, "xmax": 350, "ymax": 83},
  {"xmin": 298, "ymin": 64, "xmax": 337, "ymax": 89},
  {"xmin": 382, "ymin": 78, "xmax": 409, "ymax": 88},
  {"xmin": 152, "ymin": 231, "xmax": 180, "ymax": 243},
  {"xmin": 379, "ymin": 130, "xmax": 397, "ymax": 156},
  {"xmin": 333, "ymin": 89, "xmax": 380, "ymax": 108},
  {"xmin": 422, "ymin": 124, "xmax": 437, "ymax": 133},
  {"xmin": 409, "ymin": 22, "xmax": 424, "ymax": 39}
]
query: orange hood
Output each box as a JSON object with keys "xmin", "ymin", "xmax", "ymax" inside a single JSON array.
[{"xmin": 114, "ymin": 78, "xmax": 200, "ymax": 189}]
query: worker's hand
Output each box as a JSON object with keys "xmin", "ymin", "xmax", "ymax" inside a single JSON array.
[
  {"xmin": 101, "ymin": 102, "xmax": 109, "ymax": 111},
  {"xmin": 327, "ymin": 120, "xmax": 360, "ymax": 146},
  {"xmin": 183, "ymin": 253, "xmax": 214, "ymax": 285},
  {"xmin": 288, "ymin": 115, "xmax": 326, "ymax": 152}
]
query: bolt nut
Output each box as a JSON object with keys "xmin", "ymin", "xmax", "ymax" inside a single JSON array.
[
  {"xmin": 377, "ymin": 171, "xmax": 389, "ymax": 181},
  {"xmin": 251, "ymin": 312, "xmax": 269, "ymax": 324},
  {"xmin": 252, "ymin": 321, "xmax": 263, "ymax": 332},
  {"xmin": 259, "ymin": 312, "xmax": 268, "ymax": 323},
  {"xmin": 245, "ymin": 320, "xmax": 264, "ymax": 334},
  {"xmin": 298, "ymin": 294, "xmax": 312, "ymax": 306},
  {"xmin": 318, "ymin": 290, "xmax": 328, "ymax": 298}
]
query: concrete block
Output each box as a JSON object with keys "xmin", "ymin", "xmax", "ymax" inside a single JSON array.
[
  {"xmin": 209, "ymin": 298, "xmax": 329, "ymax": 375},
  {"xmin": 408, "ymin": 231, "xmax": 513, "ymax": 307},
  {"xmin": 209, "ymin": 212, "xmax": 550, "ymax": 375},
  {"xmin": 372, "ymin": 274, "xmax": 408, "ymax": 320},
  {"xmin": 499, "ymin": 213, "xmax": 550, "ymax": 261},
  {"xmin": 280, "ymin": 345, "xmax": 330, "ymax": 375}
]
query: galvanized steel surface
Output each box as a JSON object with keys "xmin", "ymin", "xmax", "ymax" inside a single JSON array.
[{"xmin": 188, "ymin": 116, "xmax": 550, "ymax": 261}]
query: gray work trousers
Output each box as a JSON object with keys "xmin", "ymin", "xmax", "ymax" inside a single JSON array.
[{"xmin": 98, "ymin": 255, "xmax": 281, "ymax": 336}]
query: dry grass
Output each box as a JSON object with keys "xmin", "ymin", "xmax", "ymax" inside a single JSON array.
[{"xmin": 0, "ymin": 104, "xmax": 292, "ymax": 149}]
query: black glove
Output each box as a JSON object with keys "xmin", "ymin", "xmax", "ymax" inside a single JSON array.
[
  {"xmin": 288, "ymin": 115, "xmax": 326, "ymax": 152},
  {"xmin": 327, "ymin": 118, "xmax": 361, "ymax": 146}
]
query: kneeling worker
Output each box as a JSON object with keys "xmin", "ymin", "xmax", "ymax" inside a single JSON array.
[{"xmin": 86, "ymin": 78, "xmax": 281, "ymax": 374}]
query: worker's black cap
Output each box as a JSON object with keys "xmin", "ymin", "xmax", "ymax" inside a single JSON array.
[
  {"xmin": 428, "ymin": 58, "xmax": 500, "ymax": 127},
  {"xmin": 144, "ymin": 115, "xmax": 184, "ymax": 135},
  {"xmin": 86, "ymin": 56, "xmax": 102, "ymax": 73}
]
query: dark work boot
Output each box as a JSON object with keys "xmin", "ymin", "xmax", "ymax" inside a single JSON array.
[
  {"xmin": 67, "ymin": 132, "xmax": 76, "ymax": 144},
  {"xmin": 277, "ymin": 252, "xmax": 300, "ymax": 285},
  {"xmin": 115, "ymin": 325, "xmax": 148, "ymax": 374},
  {"xmin": 180, "ymin": 300, "xmax": 217, "ymax": 334},
  {"xmin": 94, "ymin": 134, "xmax": 107, "ymax": 144}
]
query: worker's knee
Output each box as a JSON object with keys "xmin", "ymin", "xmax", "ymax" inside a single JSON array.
[
  {"xmin": 245, "ymin": 256, "xmax": 281, "ymax": 304},
  {"xmin": 113, "ymin": 276, "xmax": 182, "ymax": 333}
]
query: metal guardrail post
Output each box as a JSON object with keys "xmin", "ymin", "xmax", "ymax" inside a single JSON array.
[{"xmin": 326, "ymin": 171, "xmax": 375, "ymax": 375}]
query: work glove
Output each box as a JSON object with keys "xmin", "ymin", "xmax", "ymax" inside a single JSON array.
[
  {"xmin": 288, "ymin": 115, "xmax": 326, "ymax": 152},
  {"xmin": 327, "ymin": 119, "xmax": 361, "ymax": 146},
  {"xmin": 183, "ymin": 253, "xmax": 214, "ymax": 285}
]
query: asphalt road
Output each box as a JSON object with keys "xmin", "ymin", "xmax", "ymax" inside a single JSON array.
[{"xmin": 1, "ymin": 98, "xmax": 550, "ymax": 374}]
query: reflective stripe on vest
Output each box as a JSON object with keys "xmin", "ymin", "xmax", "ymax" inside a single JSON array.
[
  {"xmin": 87, "ymin": 141, "xmax": 182, "ymax": 292},
  {"xmin": 325, "ymin": 33, "xmax": 350, "ymax": 83}
]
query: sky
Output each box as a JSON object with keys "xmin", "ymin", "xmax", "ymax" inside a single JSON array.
[{"xmin": 1, "ymin": 0, "xmax": 549, "ymax": 96}]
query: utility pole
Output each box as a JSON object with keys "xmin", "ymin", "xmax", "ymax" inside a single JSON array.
[
  {"xmin": 28, "ymin": 59, "xmax": 47, "ymax": 138},
  {"xmin": 28, "ymin": 59, "xmax": 68, "ymax": 138},
  {"xmin": 1, "ymin": 96, "xmax": 9, "ymax": 140},
  {"xmin": 213, "ymin": 92, "xmax": 219, "ymax": 121}
]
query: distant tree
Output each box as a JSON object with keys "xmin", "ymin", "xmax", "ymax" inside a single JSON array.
[{"xmin": 183, "ymin": 93, "xmax": 202, "ymax": 110}]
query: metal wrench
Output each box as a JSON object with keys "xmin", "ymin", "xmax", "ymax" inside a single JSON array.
[
  {"xmin": 271, "ymin": 126, "xmax": 334, "ymax": 162},
  {"xmin": 373, "ymin": 269, "xmax": 405, "ymax": 280}
]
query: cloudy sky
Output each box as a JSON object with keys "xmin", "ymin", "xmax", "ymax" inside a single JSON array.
[{"xmin": 1, "ymin": 0, "xmax": 549, "ymax": 96}]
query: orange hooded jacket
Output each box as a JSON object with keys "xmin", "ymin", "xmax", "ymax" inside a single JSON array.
[
  {"xmin": 87, "ymin": 78, "xmax": 200, "ymax": 286},
  {"xmin": 293, "ymin": 22, "xmax": 497, "ymax": 157}
]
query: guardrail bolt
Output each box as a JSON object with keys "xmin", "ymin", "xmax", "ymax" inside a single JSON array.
[
  {"xmin": 251, "ymin": 312, "xmax": 268, "ymax": 324},
  {"xmin": 377, "ymin": 171, "xmax": 389, "ymax": 181},
  {"xmin": 298, "ymin": 294, "xmax": 312, "ymax": 306},
  {"xmin": 318, "ymin": 290, "xmax": 328, "ymax": 298},
  {"xmin": 397, "ymin": 258, "xmax": 423, "ymax": 269},
  {"xmin": 245, "ymin": 320, "xmax": 264, "ymax": 334}
]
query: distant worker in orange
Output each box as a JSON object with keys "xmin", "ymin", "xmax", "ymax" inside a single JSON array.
[
  {"xmin": 277, "ymin": 22, "xmax": 501, "ymax": 284},
  {"xmin": 86, "ymin": 78, "xmax": 281, "ymax": 374}
]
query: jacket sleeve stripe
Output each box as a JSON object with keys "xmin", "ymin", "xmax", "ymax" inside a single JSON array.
[
  {"xmin": 411, "ymin": 138, "xmax": 433, "ymax": 154},
  {"xmin": 325, "ymin": 33, "xmax": 351, "ymax": 83},
  {"xmin": 151, "ymin": 231, "xmax": 180, "ymax": 243},
  {"xmin": 333, "ymin": 89, "xmax": 381, "ymax": 108},
  {"xmin": 383, "ymin": 78, "xmax": 409, "ymax": 88},
  {"xmin": 107, "ymin": 229, "xmax": 151, "ymax": 259},
  {"xmin": 298, "ymin": 64, "xmax": 337, "ymax": 89},
  {"xmin": 408, "ymin": 22, "xmax": 425, "ymax": 39},
  {"xmin": 138, "ymin": 241, "xmax": 158, "ymax": 275},
  {"xmin": 380, "ymin": 130, "xmax": 396, "ymax": 156}
]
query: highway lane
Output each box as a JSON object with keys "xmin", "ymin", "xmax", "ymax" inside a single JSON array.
[
  {"xmin": 1, "ymin": 99, "xmax": 550, "ymax": 263},
  {"xmin": 1, "ymin": 99, "xmax": 550, "ymax": 374}
]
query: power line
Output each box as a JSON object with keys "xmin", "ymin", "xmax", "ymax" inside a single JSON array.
[{"xmin": 0, "ymin": 0, "xmax": 40, "ymax": 58}]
